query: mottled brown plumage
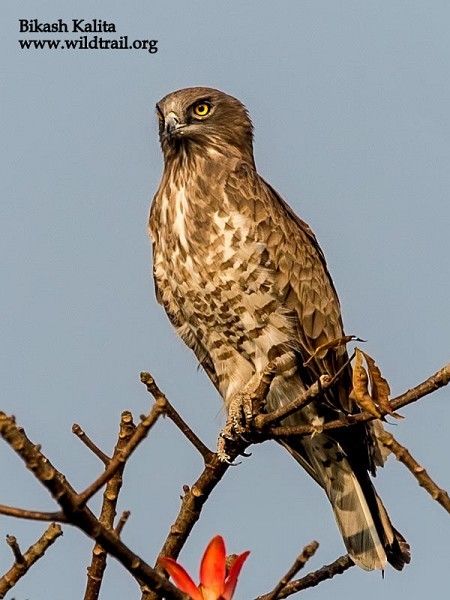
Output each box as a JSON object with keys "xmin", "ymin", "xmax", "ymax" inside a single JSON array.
[{"xmin": 149, "ymin": 87, "xmax": 409, "ymax": 570}]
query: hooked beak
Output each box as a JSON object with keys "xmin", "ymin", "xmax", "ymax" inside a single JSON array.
[{"xmin": 164, "ymin": 111, "xmax": 184, "ymax": 136}]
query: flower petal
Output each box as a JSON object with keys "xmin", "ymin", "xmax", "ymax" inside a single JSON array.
[
  {"xmin": 223, "ymin": 551, "xmax": 250, "ymax": 600},
  {"xmin": 159, "ymin": 557, "xmax": 203, "ymax": 600},
  {"xmin": 199, "ymin": 535, "xmax": 226, "ymax": 597}
]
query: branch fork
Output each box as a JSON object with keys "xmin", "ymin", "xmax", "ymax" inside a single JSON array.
[{"xmin": 0, "ymin": 360, "xmax": 449, "ymax": 600}]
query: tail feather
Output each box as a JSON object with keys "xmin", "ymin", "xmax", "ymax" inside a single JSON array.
[
  {"xmin": 304, "ymin": 435, "xmax": 387, "ymax": 570},
  {"xmin": 374, "ymin": 496, "xmax": 411, "ymax": 570},
  {"xmin": 331, "ymin": 467, "xmax": 386, "ymax": 570},
  {"xmin": 284, "ymin": 435, "xmax": 410, "ymax": 571},
  {"xmin": 268, "ymin": 371, "xmax": 409, "ymax": 570}
]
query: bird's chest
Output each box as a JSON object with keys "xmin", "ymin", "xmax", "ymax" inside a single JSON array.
[
  {"xmin": 153, "ymin": 186, "xmax": 204, "ymax": 291},
  {"xmin": 152, "ymin": 185, "xmax": 282, "ymax": 345},
  {"xmin": 153, "ymin": 185, "xmax": 252, "ymax": 312}
]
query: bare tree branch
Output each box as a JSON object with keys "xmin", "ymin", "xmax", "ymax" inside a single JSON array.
[
  {"xmin": 379, "ymin": 432, "xmax": 450, "ymax": 514},
  {"xmin": 141, "ymin": 371, "xmax": 213, "ymax": 461},
  {"xmin": 6, "ymin": 535, "xmax": 24, "ymax": 564},
  {"xmin": 256, "ymin": 554, "xmax": 355, "ymax": 600},
  {"xmin": 0, "ymin": 505, "xmax": 66, "ymax": 523},
  {"xmin": 0, "ymin": 411, "xmax": 188, "ymax": 600},
  {"xmin": 1, "ymin": 360, "xmax": 448, "ymax": 599},
  {"xmin": 254, "ymin": 375, "xmax": 332, "ymax": 429},
  {"xmin": 143, "ymin": 448, "xmax": 251, "ymax": 599},
  {"xmin": 77, "ymin": 401, "xmax": 165, "ymax": 507},
  {"xmin": 115, "ymin": 511, "xmax": 131, "ymax": 537},
  {"xmin": 142, "ymin": 456, "xmax": 232, "ymax": 599},
  {"xmin": 0, "ymin": 523, "xmax": 63, "ymax": 598},
  {"xmin": 262, "ymin": 541, "xmax": 319, "ymax": 600},
  {"xmin": 391, "ymin": 361, "xmax": 450, "ymax": 410},
  {"xmin": 84, "ymin": 411, "xmax": 136, "ymax": 600},
  {"xmin": 141, "ymin": 361, "xmax": 449, "ymax": 600},
  {"xmin": 269, "ymin": 361, "xmax": 450, "ymax": 438},
  {"xmin": 73, "ymin": 423, "xmax": 110, "ymax": 465},
  {"xmin": 247, "ymin": 360, "xmax": 278, "ymax": 415}
]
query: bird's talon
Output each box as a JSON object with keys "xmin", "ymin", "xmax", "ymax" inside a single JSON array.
[
  {"xmin": 219, "ymin": 454, "xmax": 232, "ymax": 464},
  {"xmin": 311, "ymin": 424, "xmax": 324, "ymax": 437}
]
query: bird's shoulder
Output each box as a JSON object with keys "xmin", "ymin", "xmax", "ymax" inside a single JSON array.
[
  {"xmin": 225, "ymin": 161, "xmax": 333, "ymax": 274},
  {"xmin": 226, "ymin": 161, "xmax": 343, "ymax": 326}
]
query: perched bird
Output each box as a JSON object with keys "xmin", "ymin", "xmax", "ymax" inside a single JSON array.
[{"xmin": 149, "ymin": 87, "xmax": 410, "ymax": 571}]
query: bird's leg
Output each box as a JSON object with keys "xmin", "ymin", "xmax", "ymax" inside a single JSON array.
[
  {"xmin": 217, "ymin": 376, "xmax": 259, "ymax": 463},
  {"xmin": 217, "ymin": 363, "xmax": 276, "ymax": 462}
]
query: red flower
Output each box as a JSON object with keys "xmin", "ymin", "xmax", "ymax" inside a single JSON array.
[{"xmin": 159, "ymin": 535, "xmax": 250, "ymax": 600}]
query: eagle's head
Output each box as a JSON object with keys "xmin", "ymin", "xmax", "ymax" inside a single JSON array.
[{"xmin": 156, "ymin": 87, "xmax": 254, "ymax": 163}]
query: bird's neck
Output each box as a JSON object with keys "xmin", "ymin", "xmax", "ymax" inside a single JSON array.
[{"xmin": 162, "ymin": 139, "xmax": 255, "ymax": 176}]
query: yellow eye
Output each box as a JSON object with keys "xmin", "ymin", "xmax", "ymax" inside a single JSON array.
[
  {"xmin": 157, "ymin": 111, "xmax": 163, "ymax": 122},
  {"xmin": 193, "ymin": 102, "xmax": 210, "ymax": 117}
]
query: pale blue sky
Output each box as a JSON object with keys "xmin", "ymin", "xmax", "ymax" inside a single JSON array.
[{"xmin": 1, "ymin": 2, "xmax": 449, "ymax": 599}]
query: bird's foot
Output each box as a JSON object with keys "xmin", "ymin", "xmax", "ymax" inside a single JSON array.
[
  {"xmin": 217, "ymin": 390, "xmax": 253, "ymax": 462},
  {"xmin": 217, "ymin": 372, "xmax": 267, "ymax": 462}
]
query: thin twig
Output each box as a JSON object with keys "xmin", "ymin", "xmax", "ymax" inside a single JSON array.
[
  {"xmin": 249, "ymin": 361, "xmax": 278, "ymax": 414},
  {"xmin": 269, "ymin": 361, "xmax": 450, "ymax": 438},
  {"xmin": 77, "ymin": 401, "xmax": 165, "ymax": 507},
  {"xmin": 140, "ymin": 372, "xmax": 213, "ymax": 461},
  {"xmin": 254, "ymin": 375, "xmax": 332, "ymax": 429},
  {"xmin": 6, "ymin": 536, "xmax": 24, "ymax": 564},
  {"xmin": 0, "ymin": 523, "xmax": 63, "ymax": 598},
  {"xmin": 115, "ymin": 511, "xmax": 131, "ymax": 537},
  {"xmin": 263, "ymin": 541, "xmax": 319, "ymax": 600},
  {"xmin": 154, "ymin": 454, "xmax": 232, "ymax": 560},
  {"xmin": 84, "ymin": 411, "xmax": 136, "ymax": 600},
  {"xmin": 379, "ymin": 432, "xmax": 450, "ymax": 514},
  {"xmin": 0, "ymin": 505, "xmax": 66, "ymax": 523},
  {"xmin": 72, "ymin": 423, "xmax": 110, "ymax": 465},
  {"xmin": 0, "ymin": 411, "xmax": 188, "ymax": 600},
  {"xmin": 255, "ymin": 554, "xmax": 354, "ymax": 600},
  {"xmin": 390, "ymin": 361, "xmax": 450, "ymax": 411}
]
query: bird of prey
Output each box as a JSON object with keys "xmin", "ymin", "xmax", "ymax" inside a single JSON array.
[{"xmin": 149, "ymin": 87, "xmax": 410, "ymax": 571}]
